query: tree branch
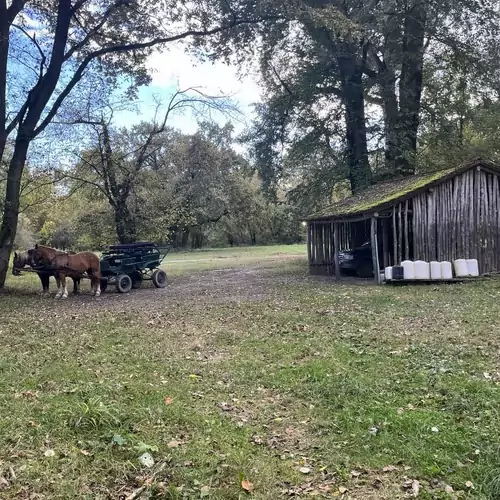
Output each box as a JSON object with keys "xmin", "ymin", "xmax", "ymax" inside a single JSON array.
[{"xmin": 33, "ymin": 15, "xmax": 278, "ymax": 137}]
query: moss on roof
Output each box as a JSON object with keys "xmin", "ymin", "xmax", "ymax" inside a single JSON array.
[{"xmin": 307, "ymin": 159, "xmax": 500, "ymax": 221}]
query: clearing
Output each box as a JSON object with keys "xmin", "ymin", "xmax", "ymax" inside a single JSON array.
[{"xmin": 1, "ymin": 244, "xmax": 500, "ymax": 499}]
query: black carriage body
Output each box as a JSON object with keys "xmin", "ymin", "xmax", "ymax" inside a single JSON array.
[{"xmin": 100, "ymin": 242, "xmax": 169, "ymax": 293}]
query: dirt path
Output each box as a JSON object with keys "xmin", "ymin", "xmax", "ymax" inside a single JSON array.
[{"xmin": 4, "ymin": 259, "xmax": 373, "ymax": 312}]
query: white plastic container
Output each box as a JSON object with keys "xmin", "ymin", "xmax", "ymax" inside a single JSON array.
[
  {"xmin": 414, "ymin": 260, "xmax": 431, "ymax": 280},
  {"xmin": 401, "ymin": 260, "xmax": 415, "ymax": 280},
  {"xmin": 440, "ymin": 261, "xmax": 453, "ymax": 279},
  {"xmin": 430, "ymin": 261, "xmax": 442, "ymax": 280},
  {"xmin": 385, "ymin": 266, "xmax": 393, "ymax": 281},
  {"xmin": 454, "ymin": 259, "xmax": 469, "ymax": 277},
  {"xmin": 466, "ymin": 259, "xmax": 479, "ymax": 277}
]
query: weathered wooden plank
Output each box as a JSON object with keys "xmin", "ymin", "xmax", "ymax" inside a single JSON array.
[
  {"xmin": 382, "ymin": 219, "xmax": 389, "ymax": 268},
  {"xmin": 413, "ymin": 196, "xmax": 420, "ymax": 259},
  {"xmin": 397, "ymin": 204, "xmax": 402, "ymax": 263},
  {"xmin": 392, "ymin": 207, "xmax": 397, "ymax": 265},
  {"xmin": 494, "ymin": 174, "xmax": 500, "ymax": 271},
  {"xmin": 428, "ymin": 190, "xmax": 435, "ymax": 261},
  {"xmin": 404, "ymin": 200, "xmax": 410, "ymax": 260},
  {"xmin": 480, "ymin": 171, "xmax": 487, "ymax": 271},
  {"xmin": 468, "ymin": 170, "xmax": 474, "ymax": 260},
  {"xmin": 371, "ymin": 217, "xmax": 380, "ymax": 284},
  {"xmin": 334, "ymin": 222, "xmax": 340, "ymax": 280},
  {"xmin": 436, "ymin": 185, "xmax": 442, "ymax": 261}
]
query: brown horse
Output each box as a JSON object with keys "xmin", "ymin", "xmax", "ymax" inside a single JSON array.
[
  {"xmin": 30, "ymin": 244, "xmax": 101, "ymax": 299},
  {"xmin": 12, "ymin": 250, "xmax": 81, "ymax": 295}
]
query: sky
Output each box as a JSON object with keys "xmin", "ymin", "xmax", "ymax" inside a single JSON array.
[{"xmin": 113, "ymin": 42, "xmax": 263, "ymax": 141}]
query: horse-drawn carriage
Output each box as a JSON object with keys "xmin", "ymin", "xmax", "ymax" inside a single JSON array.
[
  {"xmin": 12, "ymin": 241, "xmax": 170, "ymax": 296},
  {"xmin": 99, "ymin": 242, "xmax": 169, "ymax": 293}
]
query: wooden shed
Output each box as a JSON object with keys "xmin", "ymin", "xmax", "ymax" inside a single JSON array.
[{"xmin": 306, "ymin": 159, "xmax": 500, "ymax": 282}]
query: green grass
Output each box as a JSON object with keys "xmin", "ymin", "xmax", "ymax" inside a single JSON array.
[{"xmin": 1, "ymin": 245, "xmax": 500, "ymax": 498}]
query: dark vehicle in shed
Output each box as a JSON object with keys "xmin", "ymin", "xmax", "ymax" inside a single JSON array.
[{"xmin": 338, "ymin": 241, "xmax": 373, "ymax": 278}]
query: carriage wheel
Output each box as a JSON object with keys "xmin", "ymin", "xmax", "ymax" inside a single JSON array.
[
  {"xmin": 116, "ymin": 274, "xmax": 132, "ymax": 293},
  {"xmin": 100, "ymin": 279, "xmax": 108, "ymax": 292},
  {"xmin": 130, "ymin": 271, "xmax": 143, "ymax": 289},
  {"xmin": 152, "ymin": 269, "xmax": 167, "ymax": 288}
]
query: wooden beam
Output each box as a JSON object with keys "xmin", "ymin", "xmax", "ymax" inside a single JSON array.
[
  {"xmin": 307, "ymin": 223, "xmax": 312, "ymax": 266},
  {"xmin": 371, "ymin": 217, "xmax": 381, "ymax": 284},
  {"xmin": 382, "ymin": 219, "xmax": 389, "ymax": 268},
  {"xmin": 333, "ymin": 222, "xmax": 340, "ymax": 280}
]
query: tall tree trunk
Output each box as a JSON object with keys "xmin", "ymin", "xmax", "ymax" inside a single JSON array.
[
  {"xmin": 338, "ymin": 48, "xmax": 372, "ymax": 193},
  {"xmin": 0, "ymin": 1, "xmax": 8, "ymax": 165},
  {"xmin": 377, "ymin": 67, "xmax": 401, "ymax": 175},
  {"xmin": 114, "ymin": 203, "xmax": 137, "ymax": 244},
  {"xmin": 397, "ymin": 0, "xmax": 427, "ymax": 175},
  {"xmin": 0, "ymin": 137, "xmax": 30, "ymax": 286}
]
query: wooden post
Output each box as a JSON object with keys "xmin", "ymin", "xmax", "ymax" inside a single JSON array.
[
  {"xmin": 371, "ymin": 216, "xmax": 380, "ymax": 284},
  {"xmin": 333, "ymin": 222, "xmax": 340, "ymax": 281},
  {"xmin": 333, "ymin": 222, "xmax": 340, "ymax": 280},
  {"xmin": 392, "ymin": 207, "xmax": 397, "ymax": 265},
  {"xmin": 307, "ymin": 223, "xmax": 312, "ymax": 268},
  {"xmin": 382, "ymin": 219, "xmax": 389, "ymax": 268}
]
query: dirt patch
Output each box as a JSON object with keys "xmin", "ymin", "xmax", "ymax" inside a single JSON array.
[{"xmin": 6, "ymin": 263, "xmax": 323, "ymax": 311}]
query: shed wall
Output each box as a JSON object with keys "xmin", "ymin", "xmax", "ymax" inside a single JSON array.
[{"xmin": 308, "ymin": 167, "xmax": 500, "ymax": 276}]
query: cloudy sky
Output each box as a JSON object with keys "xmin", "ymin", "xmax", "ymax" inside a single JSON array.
[{"xmin": 114, "ymin": 42, "xmax": 262, "ymax": 139}]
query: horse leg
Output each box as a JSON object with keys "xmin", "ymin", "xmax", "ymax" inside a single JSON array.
[
  {"xmin": 72, "ymin": 278, "xmax": 80, "ymax": 295},
  {"xmin": 54, "ymin": 274, "xmax": 62, "ymax": 299},
  {"xmin": 93, "ymin": 269, "xmax": 101, "ymax": 297},
  {"xmin": 38, "ymin": 273, "xmax": 49, "ymax": 296},
  {"xmin": 61, "ymin": 274, "xmax": 69, "ymax": 299}
]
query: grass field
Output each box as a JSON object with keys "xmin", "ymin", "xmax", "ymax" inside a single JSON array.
[{"xmin": 1, "ymin": 244, "xmax": 500, "ymax": 499}]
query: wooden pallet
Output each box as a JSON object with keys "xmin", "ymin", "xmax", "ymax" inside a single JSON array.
[{"xmin": 385, "ymin": 277, "xmax": 483, "ymax": 285}]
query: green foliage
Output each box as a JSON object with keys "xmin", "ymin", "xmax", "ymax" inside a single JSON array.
[{"xmin": 20, "ymin": 120, "xmax": 303, "ymax": 250}]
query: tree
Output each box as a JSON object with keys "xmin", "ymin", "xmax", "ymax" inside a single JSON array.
[
  {"xmin": 65, "ymin": 89, "xmax": 237, "ymax": 244},
  {"xmin": 215, "ymin": 0, "xmax": 500, "ymax": 195},
  {"xmin": 0, "ymin": 0, "xmax": 280, "ymax": 287}
]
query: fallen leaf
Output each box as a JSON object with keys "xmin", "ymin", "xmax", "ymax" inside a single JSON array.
[
  {"xmin": 200, "ymin": 485, "xmax": 210, "ymax": 497},
  {"xmin": 241, "ymin": 480, "xmax": 254, "ymax": 492},
  {"xmin": 299, "ymin": 467, "xmax": 311, "ymax": 474},
  {"xmin": 80, "ymin": 449, "xmax": 91, "ymax": 456},
  {"xmin": 0, "ymin": 476, "xmax": 10, "ymax": 490},
  {"xmin": 444, "ymin": 484, "xmax": 454, "ymax": 493},
  {"xmin": 138, "ymin": 452, "xmax": 154, "ymax": 467},
  {"xmin": 338, "ymin": 486, "xmax": 348, "ymax": 494},
  {"xmin": 465, "ymin": 481, "xmax": 474, "ymax": 489},
  {"xmin": 167, "ymin": 440, "xmax": 181, "ymax": 448},
  {"xmin": 350, "ymin": 470, "xmax": 362, "ymax": 477},
  {"xmin": 412, "ymin": 479, "xmax": 420, "ymax": 497},
  {"xmin": 431, "ymin": 426, "xmax": 439, "ymax": 433},
  {"xmin": 44, "ymin": 449, "xmax": 55, "ymax": 457},
  {"xmin": 382, "ymin": 465, "xmax": 397, "ymax": 472},
  {"xmin": 164, "ymin": 396, "xmax": 173, "ymax": 405}
]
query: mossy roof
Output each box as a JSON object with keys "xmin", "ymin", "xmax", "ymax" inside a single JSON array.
[{"xmin": 307, "ymin": 159, "xmax": 500, "ymax": 221}]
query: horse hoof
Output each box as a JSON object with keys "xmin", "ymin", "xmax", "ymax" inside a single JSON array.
[
  {"xmin": 62, "ymin": 295, "xmax": 68, "ymax": 300},
  {"xmin": 54, "ymin": 294, "xmax": 61, "ymax": 299}
]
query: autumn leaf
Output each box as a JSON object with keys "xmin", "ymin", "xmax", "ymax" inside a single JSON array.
[
  {"xmin": 241, "ymin": 480, "xmax": 254, "ymax": 492},
  {"xmin": 299, "ymin": 466, "xmax": 311, "ymax": 474},
  {"xmin": 164, "ymin": 396, "xmax": 173, "ymax": 405},
  {"xmin": 167, "ymin": 440, "xmax": 181, "ymax": 448}
]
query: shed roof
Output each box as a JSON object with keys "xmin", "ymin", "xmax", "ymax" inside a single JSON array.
[{"xmin": 307, "ymin": 159, "xmax": 500, "ymax": 221}]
